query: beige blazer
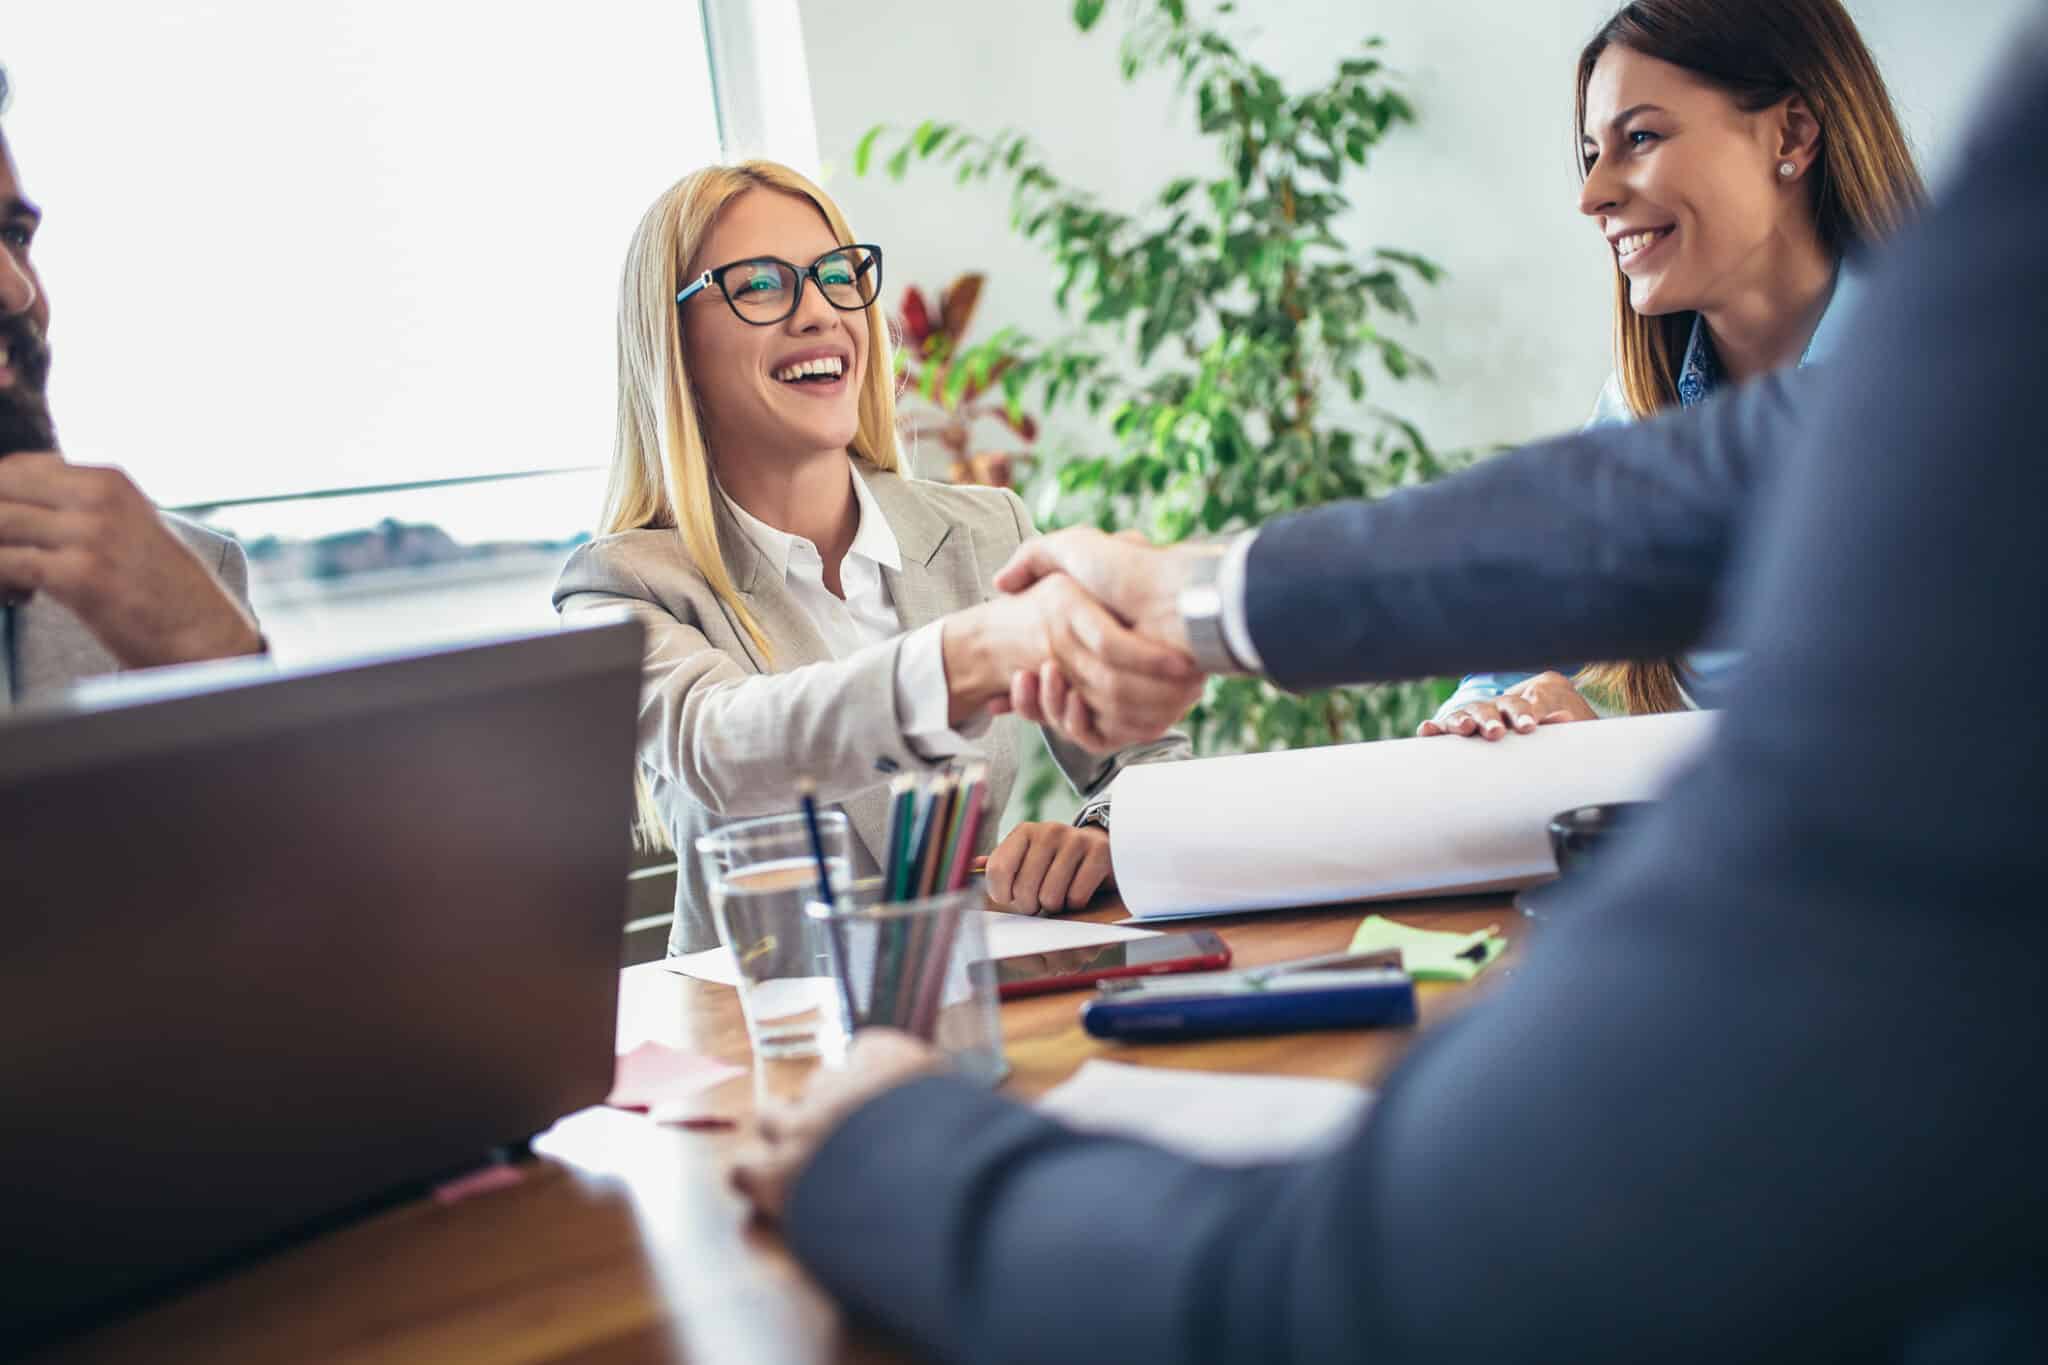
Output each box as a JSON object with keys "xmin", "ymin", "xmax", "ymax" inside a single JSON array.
[
  {"xmin": 1, "ymin": 513, "xmax": 251, "ymax": 711},
  {"xmin": 552, "ymin": 464, "xmax": 1189, "ymax": 953}
]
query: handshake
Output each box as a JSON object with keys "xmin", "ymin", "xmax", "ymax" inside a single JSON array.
[{"xmin": 939, "ymin": 527, "xmax": 1223, "ymax": 754}]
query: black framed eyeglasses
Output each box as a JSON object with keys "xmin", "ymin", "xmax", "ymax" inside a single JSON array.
[{"xmin": 676, "ymin": 244, "xmax": 884, "ymax": 325}]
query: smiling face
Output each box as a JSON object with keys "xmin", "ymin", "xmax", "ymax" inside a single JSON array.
[
  {"xmin": 679, "ymin": 188, "xmax": 868, "ymax": 476},
  {"xmin": 1579, "ymin": 46, "xmax": 1811, "ymax": 318},
  {"xmin": 0, "ymin": 129, "xmax": 56, "ymax": 454}
]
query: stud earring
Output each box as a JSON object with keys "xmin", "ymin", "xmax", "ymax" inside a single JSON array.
[{"xmin": 1779, "ymin": 161, "xmax": 1797, "ymax": 178}]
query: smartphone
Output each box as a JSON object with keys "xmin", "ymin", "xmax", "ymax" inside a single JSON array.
[{"xmin": 991, "ymin": 930, "xmax": 1232, "ymax": 999}]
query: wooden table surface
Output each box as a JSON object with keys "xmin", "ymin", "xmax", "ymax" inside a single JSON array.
[{"xmin": 35, "ymin": 894, "xmax": 1523, "ymax": 1365}]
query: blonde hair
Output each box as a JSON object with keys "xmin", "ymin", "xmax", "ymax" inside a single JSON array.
[
  {"xmin": 602, "ymin": 159, "xmax": 905, "ymax": 659},
  {"xmin": 603, "ymin": 160, "xmax": 904, "ymax": 844},
  {"xmin": 1573, "ymin": 0, "xmax": 1925, "ymax": 715}
]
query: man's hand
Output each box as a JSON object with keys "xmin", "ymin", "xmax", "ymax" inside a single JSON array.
[
  {"xmin": 992, "ymin": 527, "xmax": 1200, "ymax": 652},
  {"xmin": 730, "ymin": 1030, "xmax": 943, "ymax": 1222},
  {"xmin": 0, "ymin": 452, "xmax": 262, "ymax": 668},
  {"xmin": 985, "ymin": 822, "xmax": 1113, "ymax": 914},
  {"xmin": 943, "ymin": 571, "xmax": 1199, "ymax": 752},
  {"xmin": 987, "ymin": 529, "xmax": 1213, "ymax": 748}
]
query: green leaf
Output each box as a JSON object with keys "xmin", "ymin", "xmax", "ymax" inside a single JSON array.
[
  {"xmin": 1073, "ymin": 0, "xmax": 1106, "ymax": 32},
  {"xmin": 886, "ymin": 144, "xmax": 912, "ymax": 180},
  {"xmin": 853, "ymin": 125, "xmax": 884, "ymax": 177}
]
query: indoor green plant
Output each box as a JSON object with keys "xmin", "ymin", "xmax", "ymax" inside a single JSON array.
[{"xmin": 860, "ymin": 0, "xmax": 1465, "ymax": 771}]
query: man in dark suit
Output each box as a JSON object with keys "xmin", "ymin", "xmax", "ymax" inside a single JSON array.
[{"xmin": 730, "ymin": 20, "xmax": 2048, "ymax": 1363}]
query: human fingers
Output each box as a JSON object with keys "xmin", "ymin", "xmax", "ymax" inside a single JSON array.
[
  {"xmin": 729, "ymin": 1137, "xmax": 801, "ymax": 1221},
  {"xmin": 1038, "ymin": 660, "xmax": 1112, "ymax": 752},
  {"xmin": 992, "ymin": 539, "xmax": 1061, "ymax": 595},
  {"xmin": 1053, "ymin": 633, "xmax": 1201, "ymax": 747},
  {"xmin": 1064, "ymin": 596, "xmax": 1199, "ymax": 680},
  {"xmin": 0, "ymin": 545, "xmax": 51, "ymax": 597},
  {"xmin": 1039, "ymin": 658, "xmax": 1071, "ymax": 720},
  {"xmin": 1441, "ymin": 702, "xmax": 1507, "ymax": 740},
  {"xmin": 1006, "ymin": 668, "xmax": 1046, "ymax": 725},
  {"xmin": 1057, "ymin": 676, "xmax": 1115, "ymax": 753},
  {"xmin": 1417, "ymin": 718, "xmax": 1446, "ymax": 736},
  {"xmin": 1037, "ymin": 829, "xmax": 1093, "ymax": 913},
  {"xmin": 994, "ymin": 528, "xmax": 1108, "ymax": 597},
  {"xmin": 1066, "ymin": 831, "xmax": 1113, "ymax": 911},
  {"xmin": 985, "ymin": 826, "xmax": 1028, "ymax": 905},
  {"xmin": 0, "ymin": 451, "xmax": 77, "ymax": 509},
  {"xmin": 1002, "ymin": 825, "xmax": 1062, "ymax": 916},
  {"xmin": 1494, "ymin": 692, "xmax": 1542, "ymax": 735},
  {"xmin": 0, "ymin": 500, "xmax": 80, "ymax": 549}
]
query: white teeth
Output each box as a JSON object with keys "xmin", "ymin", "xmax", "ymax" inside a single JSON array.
[
  {"xmin": 1615, "ymin": 228, "xmax": 1669, "ymax": 259},
  {"xmin": 774, "ymin": 356, "xmax": 846, "ymax": 383}
]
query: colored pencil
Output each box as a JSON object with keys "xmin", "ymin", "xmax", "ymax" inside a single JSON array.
[
  {"xmin": 796, "ymin": 778, "xmax": 857, "ymax": 1027},
  {"xmin": 944, "ymin": 771, "xmax": 988, "ymax": 892},
  {"xmin": 916, "ymin": 775, "xmax": 958, "ymax": 900},
  {"xmin": 880, "ymin": 774, "xmax": 915, "ymax": 901}
]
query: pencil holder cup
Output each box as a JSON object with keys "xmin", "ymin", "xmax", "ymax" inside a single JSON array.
[{"xmin": 807, "ymin": 886, "xmax": 1007, "ymax": 1087}]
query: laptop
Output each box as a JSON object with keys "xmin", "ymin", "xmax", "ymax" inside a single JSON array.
[{"xmin": 0, "ymin": 616, "xmax": 644, "ymax": 1344}]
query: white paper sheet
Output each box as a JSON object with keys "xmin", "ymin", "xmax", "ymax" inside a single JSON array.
[
  {"xmin": 1037, "ymin": 1059, "xmax": 1370, "ymax": 1164},
  {"xmin": 1110, "ymin": 710, "xmax": 1718, "ymax": 919},
  {"xmin": 659, "ymin": 910, "xmax": 1160, "ymax": 987}
]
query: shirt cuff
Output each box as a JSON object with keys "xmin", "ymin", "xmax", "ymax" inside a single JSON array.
[
  {"xmin": 1219, "ymin": 529, "xmax": 1264, "ymax": 673},
  {"xmin": 897, "ymin": 620, "xmax": 990, "ymax": 760}
]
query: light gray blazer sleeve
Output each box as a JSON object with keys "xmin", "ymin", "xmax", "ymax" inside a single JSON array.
[{"xmin": 555, "ymin": 540, "xmax": 939, "ymax": 818}]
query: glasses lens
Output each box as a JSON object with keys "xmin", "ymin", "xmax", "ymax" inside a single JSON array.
[
  {"xmin": 818, "ymin": 247, "xmax": 881, "ymax": 309},
  {"xmin": 724, "ymin": 259, "xmax": 798, "ymax": 317}
]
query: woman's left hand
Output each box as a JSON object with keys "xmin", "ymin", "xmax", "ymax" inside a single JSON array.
[
  {"xmin": 1419, "ymin": 670, "xmax": 1599, "ymax": 738},
  {"xmin": 985, "ymin": 822, "xmax": 1114, "ymax": 914}
]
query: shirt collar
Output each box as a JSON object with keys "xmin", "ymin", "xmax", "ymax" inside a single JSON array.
[
  {"xmin": 719, "ymin": 458, "xmax": 903, "ymax": 584},
  {"xmin": 1675, "ymin": 259, "xmax": 1855, "ymax": 409}
]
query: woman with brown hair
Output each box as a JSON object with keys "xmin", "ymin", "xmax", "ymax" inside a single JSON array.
[{"xmin": 1424, "ymin": 0, "xmax": 1924, "ymax": 739}]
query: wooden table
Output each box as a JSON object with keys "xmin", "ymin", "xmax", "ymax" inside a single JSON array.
[{"xmin": 35, "ymin": 895, "xmax": 1522, "ymax": 1365}]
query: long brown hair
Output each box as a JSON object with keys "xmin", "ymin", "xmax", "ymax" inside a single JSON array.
[{"xmin": 1573, "ymin": 0, "xmax": 1926, "ymax": 715}]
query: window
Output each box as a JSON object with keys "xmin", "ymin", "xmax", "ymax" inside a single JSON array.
[{"xmin": 5, "ymin": 3, "xmax": 753, "ymax": 658}]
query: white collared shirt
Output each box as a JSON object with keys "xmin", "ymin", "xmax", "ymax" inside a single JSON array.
[{"xmin": 721, "ymin": 462, "xmax": 982, "ymax": 757}]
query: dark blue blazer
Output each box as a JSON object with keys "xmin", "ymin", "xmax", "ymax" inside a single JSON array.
[{"xmin": 781, "ymin": 28, "xmax": 2048, "ymax": 1364}]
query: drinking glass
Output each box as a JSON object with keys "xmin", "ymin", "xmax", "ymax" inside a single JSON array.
[{"xmin": 695, "ymin": 812, "xmax": 853, "ymax": 1061}]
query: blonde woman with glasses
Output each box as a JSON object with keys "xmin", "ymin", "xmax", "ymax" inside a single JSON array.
[{"xmin": 554, "ymin": 161, "xmax": 1196, "ymax": 955}]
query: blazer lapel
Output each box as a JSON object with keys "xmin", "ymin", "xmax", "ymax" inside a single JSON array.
[
  {"xmin": 711, "ymin": 495, "xmax": 834, "ymax": 676},
  {"xmin": 864, "ymin": 469, "xmax": 984, "ymax": 630}
]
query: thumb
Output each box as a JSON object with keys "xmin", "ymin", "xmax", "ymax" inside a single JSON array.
[{"xmin": 993, "ymin": 538, "xmax": 1063, "ymax": 595}]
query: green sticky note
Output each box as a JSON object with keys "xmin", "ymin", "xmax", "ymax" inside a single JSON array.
[{"xmin": 1346, "ymin": 915, "xmax": 1506, "ymax": 983}]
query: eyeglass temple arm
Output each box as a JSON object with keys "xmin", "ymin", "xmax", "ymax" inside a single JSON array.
[{"xmin": 675, "ymin": 271, "xmax": 714, "ymax": 305}]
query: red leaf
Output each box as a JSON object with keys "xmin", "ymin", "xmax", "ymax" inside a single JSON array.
[
  {"xmin": 939, "ymin": 273, "xmax": 985, "ymax": 341},
  {"xmin": 900, "ymin": 287, "xmax": 933, "ymax": 346}
]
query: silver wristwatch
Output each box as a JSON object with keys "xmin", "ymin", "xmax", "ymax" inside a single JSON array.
[{"xmin": 1177, "ymin": 545, "xmax": 1247, "ymax": 675}]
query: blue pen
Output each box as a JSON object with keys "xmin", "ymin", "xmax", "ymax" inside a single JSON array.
[
  {"xmin": 1080, "ymin": 969, "xmax": 1416, "ymax": 1042},
  {"xmin": 796, "ymin": 777, "xmax": 857, "ymax": 1028}
]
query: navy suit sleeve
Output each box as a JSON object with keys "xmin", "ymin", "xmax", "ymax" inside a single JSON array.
[
  {"xmin": 781, "ymin": 42, "xmax": 2048, "ymax": 1365},
  {"xmin": 1243, "ymin": 366, "xmax": 1816, "ymax": 693}
]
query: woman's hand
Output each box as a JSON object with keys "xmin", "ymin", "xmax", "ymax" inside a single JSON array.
[
  {"xmin": 1417, "ymin": 671, "xmax": 1600, "ymax": 741},
  {"xmin": 985, "ymin": 822, "xmax": 1114, "ymax": 914},
  {"xmin": 942, "ymin": 573, "xmax": 1200, "ymax": 751},
  {"xmin": 730, "ymin": 1030, "xmax": 943, "ymax": 1222}
]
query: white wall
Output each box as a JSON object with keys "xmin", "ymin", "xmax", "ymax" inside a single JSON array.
[{"xmin": 799, "ymin": 0, "xmax": 2036, "ymax": 464}]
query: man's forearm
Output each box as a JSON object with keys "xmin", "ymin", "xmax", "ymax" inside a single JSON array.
[{"xmin": 1232, "ymin": 368, "xmax": 1813, "ymax": 692}]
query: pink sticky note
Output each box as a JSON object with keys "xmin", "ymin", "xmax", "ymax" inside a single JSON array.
[
  {"xmin": 606, "ymin": 1041, "xmax": 746, "ymax": 1114},
  {"xmin": 433, "ymin": 1162, "xmax": 527, "ymax": 1206}
]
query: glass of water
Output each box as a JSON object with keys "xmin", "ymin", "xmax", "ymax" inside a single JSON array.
[{"xmin": 695, "ymin": 812, "xmax": 853, "ymax": 1061}]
